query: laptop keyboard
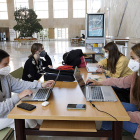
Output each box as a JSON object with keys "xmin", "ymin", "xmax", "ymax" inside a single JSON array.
[
  {"xmin": 33, "ymin": 89, "xmax": 49, "ymax": 100},
  {"xmin": 91, "ymin": 87, "xmax": 104, "ymax": 100}
]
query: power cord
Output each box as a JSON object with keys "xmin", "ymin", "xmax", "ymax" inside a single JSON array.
[{"xmin": 89, "ymin": 101, "xmax": 135, "ymax": 140}]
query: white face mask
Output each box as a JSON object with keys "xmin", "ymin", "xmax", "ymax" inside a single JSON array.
[
  {"xmin": 104, "ymin": 53, "xmax": 109, "ymax": 59},
  {"xmin": 0, "ymin": 65, "xmax": 10, "ymax": 75},
  {"xmin": 128, "ymin": 59, "xmax": 140, "ymax": 73}
]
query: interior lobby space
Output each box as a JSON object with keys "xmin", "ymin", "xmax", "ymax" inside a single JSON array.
[
  {"xmin": 0, "ymin": 0, "xmax": 140, "ymax": 140},
  {"xmin": 0, "ymin": 41, "xmax": 133, "ymax": 140}
]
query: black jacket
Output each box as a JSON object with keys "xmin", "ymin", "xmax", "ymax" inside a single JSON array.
[{"xmin": 22, "ymin": 54, "xmax": 52, "ymax": 82}]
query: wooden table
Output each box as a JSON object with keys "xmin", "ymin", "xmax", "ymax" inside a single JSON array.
[
  {"xmin": 71, "ymin": 38, "xmax": 80, "ymax": 44},
  {"xmin": 66, "ymin": 47, "xmax": 96, "ymax": 62},
  {"xmin": 7, "ymin": 64, "xmax": 130, "ymax": 140}
]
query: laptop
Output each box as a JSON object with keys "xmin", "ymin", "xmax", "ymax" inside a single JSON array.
[
  {"xmin": 74, "ymin": 67, "xmax": 117, "ymax": 102},
  {"xmin": 21, "ymin": 70, "xmax": 60, "ymax": 102},
  {"xmin": 84, "ymin": 57, "xmax": 98, "ymax": 72}
]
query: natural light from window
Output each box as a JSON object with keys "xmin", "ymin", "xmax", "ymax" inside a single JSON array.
[
  {"xmin": 53, "ymin": 0, "xmax": 68, "ymax": 18},
  {"xmin": 14, "ymin": 0, "xmax": 29, "ymax": 10},
  {"xmin": 34, "ymin": 0, "xmax": 48, "ymax": 19},
  {"xmin": 87, "ymin": 0, "xmax": 101, "ymax": 13},
  {"xmin": 0, "ymin": 0, "xmax": 8, "ymax": 20},
  {"xmin": 73, "ymin": 0, "xmax": 85, "ymax": 18},
  {"xmin": 55, "ymin": 28, "xmax": 68, "ymax": 40}
]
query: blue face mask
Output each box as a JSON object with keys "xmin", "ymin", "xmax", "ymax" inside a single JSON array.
[{"xmin": 40, "ymin": 50, "xmax": 46, "ymax": 57}]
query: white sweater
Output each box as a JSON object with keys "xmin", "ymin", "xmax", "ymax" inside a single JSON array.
[{"xmin": 0, "ymin": 74, "xmax": 41, "ymax": 118}]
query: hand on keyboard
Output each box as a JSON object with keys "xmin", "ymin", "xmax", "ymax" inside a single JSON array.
[{"xmin": 86, "ymin": 79, "xmax": 102, "ymax": 86}]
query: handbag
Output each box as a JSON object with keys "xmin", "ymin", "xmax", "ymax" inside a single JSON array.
[
  {"xmin": 78, "ymin": 56, "xmax": 87, "ymax": 68},
  {"xmin": 44, "ymin": 68, "xmax": 75, "ymax": 82}
]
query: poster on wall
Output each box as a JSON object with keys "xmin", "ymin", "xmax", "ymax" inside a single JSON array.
[
  {"xmin": 9, "ymin": 29, "xmax": 16, "ymax": 41},
  {"xmin": 88, "ymin": 14, "xmax": 104, "ymax": 37}
]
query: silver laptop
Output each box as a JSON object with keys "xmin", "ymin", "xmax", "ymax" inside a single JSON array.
[
  {"xmin": 84, "ymin": 57, "xmax": 98, "ymax": 72},
  {"xmin": 74, "ymin": 67, "xmax": 117, "ymax": 102},
  {"xmin": 21, "ymin": 70, "xmax": 60, "ymax": 102}
]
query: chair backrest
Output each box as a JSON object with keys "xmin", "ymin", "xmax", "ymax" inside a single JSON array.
[{"xmin": 10, "ymin": 67, "xmax": 23, "ymax": 79}]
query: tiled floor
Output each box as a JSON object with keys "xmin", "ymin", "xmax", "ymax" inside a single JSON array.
[{"xmin": 0, "ymin": 41, "xmax": 133, "ymax": 140}]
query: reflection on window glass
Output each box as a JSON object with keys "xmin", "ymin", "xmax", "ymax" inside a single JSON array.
[
  {"xmin": 73, "ymin": 0, "xmax": 85, "ymax": 18},
  {"xmin": 53, "ymin": 0, "xmax": 68, "ymax": 18},
  {"xmin": 55, "ymin": 28, "xmax": 68, "ymax": 39},
  {"xmin": 14, "ymin": 0, "xmax": 29, "ymax": 9},
  {"xmin": 34, "ymin": 0, "xmax": 48, "ymax": 18},
  {"xmin": 87, "ymin": 0, "xmax": 101, "ymax": 13},
  {"xmin": 0, "ymin": 0, "xmax": 8, "ymax": 19}
]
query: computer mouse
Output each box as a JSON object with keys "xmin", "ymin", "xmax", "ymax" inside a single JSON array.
[
  {"xmin": 86, "ymin": 82, "xmax": 93, "ymax": 86},
  {"xmin": 42, "ymin": 101, "xmax": 49, "ymax": 106}
]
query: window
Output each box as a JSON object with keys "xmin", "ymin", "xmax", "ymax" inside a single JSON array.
[
  {"xmin": 53, "ymin": 0, "xmax": 68, "ymax": 18},
  {"xmin": 34, "ymin": 0, "xmax": 48, "ymax": 18},
  {"xmin": 55, "ymin": 28, "xmax": 68, "ymax": 39},
  {"xmin": 73, "ymin": 0, "xmax": 85, "ymax": 18},
  {"xmin": 87, "ymin": 0, "xmax": 101, "ymax": 13},
  {"xmin": 14, "ymin": 0, "xmax": 29, "ymax": 9},
  {"xmin": 0, "ymin": 0, "xmax": 8, "ymax": 20}
]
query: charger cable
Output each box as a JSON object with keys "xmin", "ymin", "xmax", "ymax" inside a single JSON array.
[{"xmin": 89, "ymin": 101, "xmax": 135, "ymax": 140}]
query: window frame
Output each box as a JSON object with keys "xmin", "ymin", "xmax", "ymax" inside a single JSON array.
[
  {"xmin": 33, "ymin": 0, "xmax": 49, "ymax": 19},
  {"xmin": 0, "ymin": 0, "xmax": 8, "ymax": 20}
]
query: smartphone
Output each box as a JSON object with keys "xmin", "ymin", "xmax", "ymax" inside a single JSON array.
[
  {"xmin": 92, "ymin": 72, "xmax": 102, "ymax": 74},
  {"xmin": 67, "ymin": 104, "xmax": 86, "ymax": 110}
]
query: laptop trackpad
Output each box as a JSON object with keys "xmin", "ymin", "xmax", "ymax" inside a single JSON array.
[{"xmin": 103, "ymin": 92, "xmax": 111, "ymax": 96}]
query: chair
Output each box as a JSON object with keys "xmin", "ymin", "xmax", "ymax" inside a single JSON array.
[
  {"xmin": 0, "ymin": 127, "xmax": 14, "ymax": 140},
  {"xmin": 10, "ymin": 67, "xmax": 23, "ymax": 79}
]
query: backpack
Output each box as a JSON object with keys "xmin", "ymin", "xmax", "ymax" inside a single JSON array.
[{"xmin": 62, "ymin": 49, "xmax": 83, "ymax": 68}]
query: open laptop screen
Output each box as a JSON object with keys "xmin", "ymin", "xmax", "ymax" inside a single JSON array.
[{"xmin": 74, "ymin": 67, "xmax": 86, "ymax": 97}]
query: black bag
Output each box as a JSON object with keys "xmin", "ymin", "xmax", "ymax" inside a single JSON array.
[
  {"xmin": 44, "ymin": 68, "xmax": 75, "ymax": 82},
  {"xmin": 62, "ymin": 49, "xmax": 83, "ymax": 68}
]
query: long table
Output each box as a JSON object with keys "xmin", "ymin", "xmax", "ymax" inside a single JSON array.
[{"xmin": 7, "ymin": 64, "xmax": 130, "ymax": 140}]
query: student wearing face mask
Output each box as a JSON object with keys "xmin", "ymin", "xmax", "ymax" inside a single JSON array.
[
  {"xmin": 0, "ymin": 49, "xmax": 55, "ymax": 130},
  {"xmin": 96, "ymin": 42, "xmax": 133, "ymax": 78},
  {"xmin": 22, "ymin": 43, "xmax": 52, "ymax": 82},
  {"xmin": 86, "ymin": 43, "xmax": 140, "ymax": 140}
]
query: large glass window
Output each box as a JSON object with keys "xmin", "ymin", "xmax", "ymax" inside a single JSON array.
[
  {"xmin": 0, "ymin": 0, "xmax": 8, "ymax": 20},
  {"xmin": 73, "ymin": 0, "xmax": 85, "ymax": 18},
  {"xmin": 14, "ymin": 0, "xmax": 29, "ymax": 9},
  {"xmin": 53, "ymin": 0, "xmax": 68, "ymax": 18},
  {"xmin": 55, "ymin": 28, "xmax": 68, "ymax": 39},
  {"xmin": 34, "ymin": 0, "xmax": 48, "ymax": 18},
  {"xmin": 87, "ymin": 0, "xmax": 101, "ymax": 13}
]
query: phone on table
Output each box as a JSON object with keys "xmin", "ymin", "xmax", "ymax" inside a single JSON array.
[
  {"xmin": 67, "ymin": 104, "xmax": 86, "ymax": 110},
  {"xmin": 92, "ymin": 72, "xmax": 102, "ymax": 74}
]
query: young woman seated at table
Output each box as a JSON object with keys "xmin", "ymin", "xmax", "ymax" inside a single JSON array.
[
  {"xmin": 0, "ymin": 49, "xmax": 54, "ymax": 130},
  {"xmin": 86, "ymin": 43, "xmax": 140, "ymax": 140},
  {"xmin": 96, "ymin": 42, "xmax": 133, "ymax": 78},
  {"xmin": 22, "ymin": 43, "xmax": 53, "ymax": 82}
]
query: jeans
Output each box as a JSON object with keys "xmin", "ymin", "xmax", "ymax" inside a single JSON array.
[{"xmin": 101, "ymin": 102, "xmax": 138, "ymax": 134}]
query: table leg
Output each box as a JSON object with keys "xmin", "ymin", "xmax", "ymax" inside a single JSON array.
[
  {"xmin": 15, "ymin": 119, "xmax": 26, "ymax": 140},
  {"xmin": 92, "ymin": 54, "xmax": 95, "ymax": 63},
  {"xmin": 112, "ymin": 121, "xmax": 122, "ymax": 140}
]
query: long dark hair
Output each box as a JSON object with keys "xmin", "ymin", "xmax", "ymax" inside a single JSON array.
[
  {"xmin": 29, "ymin": 43, "xmax": 43, "ymax": 58},
  {"xmin": 132, "ymin": 43, "xmax": 140, "ymax": 109},
  {"xmin": 104, "ymin": 42, "xmax": 123, "ymax": 74},
  {"xmin": 0, "ymin": 49, "xmax": 10, "ymax": 63}
]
